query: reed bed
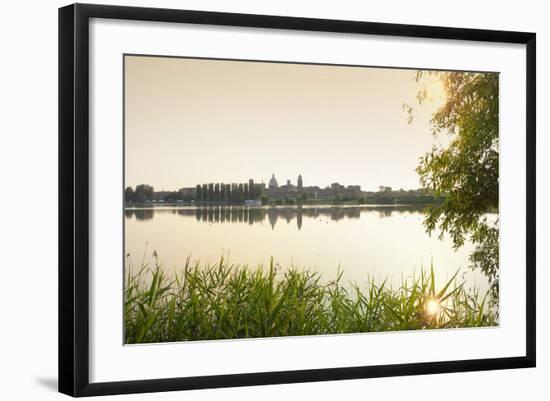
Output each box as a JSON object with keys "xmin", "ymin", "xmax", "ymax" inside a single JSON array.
[{"xmin": 124, "ymin": 257, "xmax": 497, "ymax": 344}]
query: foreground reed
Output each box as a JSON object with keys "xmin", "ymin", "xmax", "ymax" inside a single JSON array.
[{"xmin": 124, "ymin": 257, "xmax": 497, "ymax": 344}]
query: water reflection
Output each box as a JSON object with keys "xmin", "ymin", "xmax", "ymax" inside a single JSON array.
[
  {"xmin": 125, "ymin": 205, "xmax": 427, "ymax": 230},
  {"xmin": 124, "ymin": 204, "xmax": 490, "ymax": 293},
  {"xmin": 125, "ymin": 208, "xmax": 155, "ymax": 221}
]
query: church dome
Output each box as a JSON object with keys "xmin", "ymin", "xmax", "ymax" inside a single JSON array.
[{"xmin": 268, "ymin": 174, "xmax": 279, "ymax": 188}]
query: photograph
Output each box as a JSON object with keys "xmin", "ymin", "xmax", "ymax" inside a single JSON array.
[
  {"xmin": 0, "ymin": 0, "xmax": 542, "ymax": 398},
  {"xmin": 123, "ymin": 55, "xmax": 500, "ymax": 344}
]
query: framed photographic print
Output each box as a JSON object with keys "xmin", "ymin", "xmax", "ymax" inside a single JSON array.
[{"xmin": 58, "ymin": 3, "xmax": 536, "ymax": 397}]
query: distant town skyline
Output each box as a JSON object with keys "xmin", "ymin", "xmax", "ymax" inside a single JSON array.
[
  {"xmin": 125, "ymin": 55, "xmax": 446, "ymax": 192},
  {"xmin": 125, "ymin": 172, "xmax": 424, "ymax": 193}
]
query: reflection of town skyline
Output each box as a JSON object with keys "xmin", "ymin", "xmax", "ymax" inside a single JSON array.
[{"xmin": 125, "ymin": 205, "xmax": 426, "ymax": 230}]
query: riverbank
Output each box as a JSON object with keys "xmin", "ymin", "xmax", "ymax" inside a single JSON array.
[{"xmin": 124, "ymin": 258, "xmax": 497, "ymax": 344}]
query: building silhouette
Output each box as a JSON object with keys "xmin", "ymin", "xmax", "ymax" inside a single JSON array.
[
  {"xmin": 268, "ymin": 173, "xmax": 279, "ymax": 189},
  {"xmin": 265, "ymin": 173, "xmax": 362, "ymax": 200}
]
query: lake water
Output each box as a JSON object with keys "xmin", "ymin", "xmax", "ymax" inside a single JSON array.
[{"xmin": 124, "ymin": 205, "xmax": 490, "ymax": 292}]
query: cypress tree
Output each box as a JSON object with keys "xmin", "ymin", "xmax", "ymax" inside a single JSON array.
[
  {"xmin": 196, "ymin": 184, "xmax": 201, "ymax": 201},
  {"xmin": 208, "ymin": 183, "xmax": 214, "ymax": 201}
]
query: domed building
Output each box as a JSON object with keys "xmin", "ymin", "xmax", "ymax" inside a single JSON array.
[
  {"xmin": 268, "ymin": 173, "xmax": 279, "ymax": 189},
  {"xmin": 264, "ymin": 173, "xmax": 363, "ymax": 201},
  {"xmin": 266, "ymin": 173, "xmax": 299, "ymax": 198}
]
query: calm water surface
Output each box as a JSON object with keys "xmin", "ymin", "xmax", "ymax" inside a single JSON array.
[{"xmin": 125, "ymin": 205, "xmax": 490, "ymax": 292}]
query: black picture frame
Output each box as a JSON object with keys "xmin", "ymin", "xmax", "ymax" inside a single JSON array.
[{"xmin": 59, "ymin": 3, "xmax": 536, "ymax": 397}]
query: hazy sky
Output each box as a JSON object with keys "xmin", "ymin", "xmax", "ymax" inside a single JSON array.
[{"xmin": 125, "ymin": 55, "xmax": 446, "ymax": 191}]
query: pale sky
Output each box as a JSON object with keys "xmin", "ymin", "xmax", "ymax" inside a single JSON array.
[{"xmin": 124, "ymin": 55, "xmax": 446, "ymax": 192}]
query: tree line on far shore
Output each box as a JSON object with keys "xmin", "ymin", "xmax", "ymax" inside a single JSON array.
[
  {"xmin": 124, "ymin": 180, "xmax": 265, "ymax": 204},
  {"xmin": 195, "ymin": 180, "xmax": 265, "ymax": 202}
]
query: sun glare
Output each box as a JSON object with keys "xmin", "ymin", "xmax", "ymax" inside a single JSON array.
[
  {"xmin": 425, "ymin": 298, "xmax": 440, "ymax": 316},
  {"xmin": 424, "ymin": 78, "xmax": 446, "ymax": 104}
]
